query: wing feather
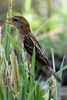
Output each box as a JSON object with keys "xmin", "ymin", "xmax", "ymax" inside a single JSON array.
[{"xmin": 24, "ymin": 34, "xmax": 50, "ymax": 67}]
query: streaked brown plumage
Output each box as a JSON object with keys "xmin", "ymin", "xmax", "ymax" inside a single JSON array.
[{"xmin": 6, "ymin": 16, "xmax": 61, "ymax": 83}]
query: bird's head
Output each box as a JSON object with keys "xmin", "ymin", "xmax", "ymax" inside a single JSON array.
[{"xmin": 6, "ymin": 16, "xmax": 30, "ymax": 32}]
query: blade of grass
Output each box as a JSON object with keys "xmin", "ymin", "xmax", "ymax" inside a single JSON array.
[
  {"xmin": 10, "ymin": 51, "xmax": 20, "ymax": 96},
  {"xmin": 56, "ymin": 54, "xmax": 66, "ymax": 97},
  {"xmin": 36, "ymin": 84, "xmax": 45, "ymax": 100},
  {"xmin": 0, "ymin": 83, "xmax": 7, "ymax": 100},
  {"xmin": 5, "ymin": 25, "xmax": 10, "ymax": 61},
  {"xmin": 27, "ymin": 78, "xmax": 40, "ymax": 100},
  {"xmin": 28, "ymin": 48, "xmax": 35, "ymax": 100},
  {"xmin": 57, "ymin": 65, "xmax": 67, "ymax": 74},
  {"xmin": 7, "ymin": 32, "xmax": 23, "ymax": 62},
  {"xmin": 22, "ymin": 65, "xmax": 28, "ymax": 100},
  {"xmin": 59, "ymin": 53, "xmax": 66, "ymax": 78},
  {"xmin": 5, "ymin": 0, "xmax": 12, "ymax": 61},
  {"xmin": 32, "ymin": 47, "xmax": 35, "ymax": 76}
]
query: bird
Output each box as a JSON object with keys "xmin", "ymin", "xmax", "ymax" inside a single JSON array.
[{"xmin": 6, "ymin": 16, "xmax": 61, "ymax": 83}]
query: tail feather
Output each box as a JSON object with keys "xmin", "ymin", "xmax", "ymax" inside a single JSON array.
[{"xmin": 49, "ymin": 67, "xmax": 61, "ymax": 83}]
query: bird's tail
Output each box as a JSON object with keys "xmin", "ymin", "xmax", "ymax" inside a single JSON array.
[{"xmin": 49, "ymin": 67, "xmax": 61, "ymax": 83}]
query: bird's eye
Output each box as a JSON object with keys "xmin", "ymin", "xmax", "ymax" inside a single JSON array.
[{"xmin": 13, "ymin": 18, "xmax": 18, "ymax": 21}]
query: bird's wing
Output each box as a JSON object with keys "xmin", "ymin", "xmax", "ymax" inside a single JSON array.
[{"xmin": 24, "ymin": 34, "xmax": 50, "ymax": 67}]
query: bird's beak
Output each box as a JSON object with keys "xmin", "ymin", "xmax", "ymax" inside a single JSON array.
[{"xmin": 6, "ymin": 17, "xmax": 12, "ymax": 24}]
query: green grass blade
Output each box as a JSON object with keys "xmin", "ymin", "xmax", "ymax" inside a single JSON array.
[
  {"xmin": 0, "ymin": 83, "xmax": 7, "ymax": 100},
  {"xmin": 7, "ymin": 33, "xmax": 23, "ymax": 62},
  {"xmin": 22, "ymin": 65, "xmax": 28, "ymax": 100},
  {"xmin": 5, "ymin": 0, "xmax": 12, "ymax": 61},
  {"xmin": 5, "ymin": 25, "xmax": 11, "ymax": 62},
  {"xmin": 53, "ymin": 54, "xmax": 66, "ymax": 100},
  {"xmin": 27, "ymin": 79, "xmax": 40, "ymax": 100},
  {"xmin": 28, "ymin": 48, "xmax": 35, "ymax": 100},
  {"xmin": 59, "ymin": 54, "xmax": 66, "ymax": 78}
]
